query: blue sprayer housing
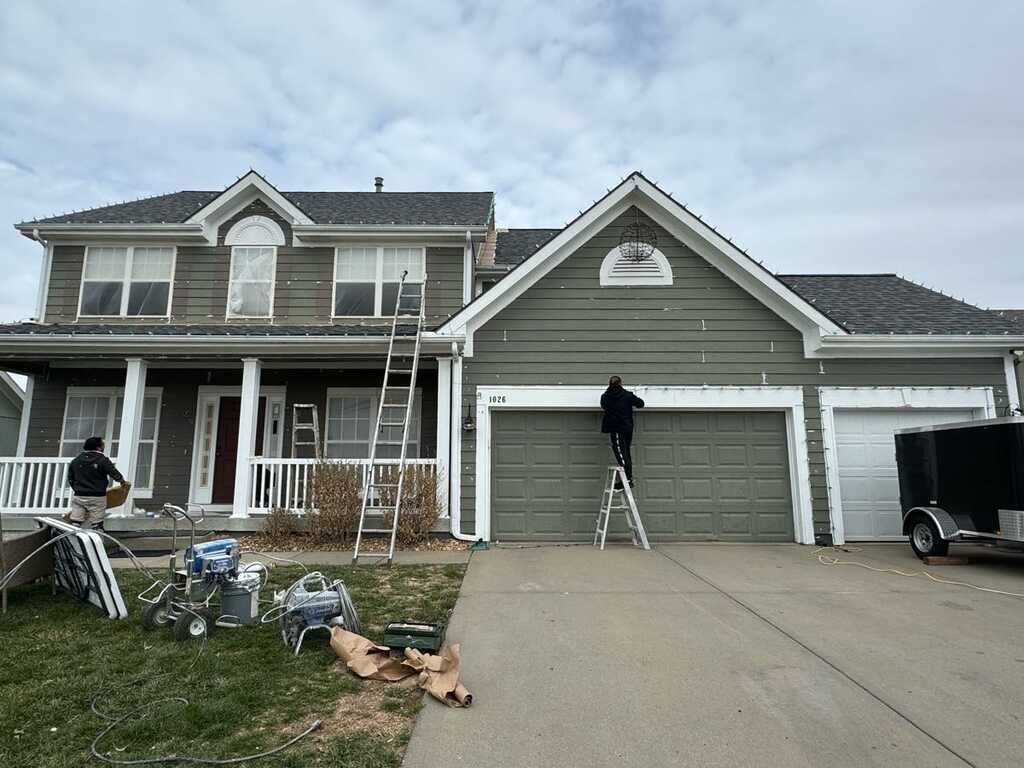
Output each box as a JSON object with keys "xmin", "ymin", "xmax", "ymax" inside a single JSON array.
[{"xmin": 186, "ymin": 538, "xmax": 240, "ymax": 576}]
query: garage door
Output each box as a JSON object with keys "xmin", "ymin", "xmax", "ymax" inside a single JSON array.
[
  {"xmin": 833, "ymin": 409, "xmax": 974, "ymax": 539},
  {"xmin": 491, "ymin": 410, "xmax": 793, "ymax": 541}
]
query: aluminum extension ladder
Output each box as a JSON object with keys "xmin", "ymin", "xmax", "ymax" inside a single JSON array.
[
  {"xmin": 353, "ymin": 270, "xmax": 425, "ymax": 564},
  {"xmin": 291, "ymin": 404, "xmax": 322, "ymax": 460},
  {"xmin": 594, "ymin": 465, "xmax": 650, "ymax": 551}
]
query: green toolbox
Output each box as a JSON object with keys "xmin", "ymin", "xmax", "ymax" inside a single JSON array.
[{"xmin": 383, "ymin": 621, "xmax": 446, "ymax": 652}]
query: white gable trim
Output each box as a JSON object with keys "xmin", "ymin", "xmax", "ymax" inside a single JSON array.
[
  {"xmin": 599, "ymin": 246, "xmax": 673, "ymax": 286},
  {"xmin": 225, "ymin": 215, "xmax": 286, "ymax": 246},
  {"xmin": 436, "ymin": 173, "xmax": 846, "ymax": 356},
  {"xmin": 185, "ymin": 171, "xmax": 313, "ymax": 243}
]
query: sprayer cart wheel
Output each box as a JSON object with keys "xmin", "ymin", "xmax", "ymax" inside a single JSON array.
[
  {"xmin": 141, "ymin": 600, "xmax": 173, "ymax": 631},
  {"xmin": 172, "ymin": 607, "xmax": 215, "ymax": 641}
]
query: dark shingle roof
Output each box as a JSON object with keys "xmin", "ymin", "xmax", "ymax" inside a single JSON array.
[
  {"xmin": 20, "ymin": 191, "xmax": 494, "ymax": 227},
  {"xmin": 0, "ymin": 323, "xmax": 410, "ymax": 337},
  {"xmin": 494, "ymin": 228, "xmax": 561, "ymax": 266},
  {"xmin": 777, "ymin": 274, "xmax": 1023, "ymax": 335}
]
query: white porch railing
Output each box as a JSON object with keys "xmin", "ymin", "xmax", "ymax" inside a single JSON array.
[
  {"xmin": 0, "ymin": 457, "xmax": 73, "ymax": 514},
  {"xmin": 248, "ymin": 457, "xmax": 438, "ymax": 515}
]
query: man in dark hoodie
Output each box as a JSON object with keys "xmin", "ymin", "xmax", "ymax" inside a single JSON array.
[
  {"xmin": 66, "ymin": 436, "xmax": 128, "ymax": 529},
  {"xmin": 600, "ymin": 375, "xmax": 644, "ymax": 486}
]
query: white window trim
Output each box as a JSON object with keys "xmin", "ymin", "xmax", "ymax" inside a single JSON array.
[
  {"xmin": 224, "ymin": 215, "xmax": 286, "ymax": 246},
  {"xmin": 325, "ymin": 386, "xmax": 423, "ymax": 458},
  {"xmin": 599, "ymin": 245, "xmax": 673, "ymax": 286},
  {"xmin": 59, "ymin": 386, "xmax": 164, "ymax": 497},
  {"xmin": 226, "ymin": 246, "xmax": 278, "ymax": 319},
  {"xmin": 78, "ymin": 246, "xmax": 176, "ymax": 319},
  {"xmin": 472, "ymin": 385, "xmax": 815, "ymax": 544},
  {"xmin": 817, "ymin": 386, "xmax": 996, "ymax": 546},
  {"xmin": 332, "ymin": 246, "xmax": 425, "ymax": 318}
]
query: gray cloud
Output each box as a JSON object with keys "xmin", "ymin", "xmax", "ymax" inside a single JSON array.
[{"xmin": 1, "ymin": 0, "xmax": 1021, "ymax": 322}]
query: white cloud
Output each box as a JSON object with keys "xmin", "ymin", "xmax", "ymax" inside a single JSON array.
[{"xmin": 0, "ymin": 0, "xmax": 1022, "ymax": 322}]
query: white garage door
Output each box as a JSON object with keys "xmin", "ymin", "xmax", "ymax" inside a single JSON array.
[{"xmin": 834, "ymin": 409, "xmax": 974, "ymax": 539}]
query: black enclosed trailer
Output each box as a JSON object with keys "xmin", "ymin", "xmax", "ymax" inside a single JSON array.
[{"xmin": 895, "ymin": 415, "xmax": 1024, "ymax": 558}]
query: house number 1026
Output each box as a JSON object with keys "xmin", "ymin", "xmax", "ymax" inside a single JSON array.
[{"xmin": 488, "ymin": 395, "xmax": 507, "ymax": 403}]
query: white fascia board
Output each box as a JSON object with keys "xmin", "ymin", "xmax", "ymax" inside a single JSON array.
[
  {"xmin": 16, "ymin": 224, "xmax": 207, "ymax": 244},
  {"xmin": 818, "ymin": 386, "xmax": 996, "ymax": 412},
  {"xmin": 809, "ymin": 333, "xmax": 1024, "ymax": 358},
  {"xmin": 292, "ymin": 226, "xmax": 486, "ymax": 247},
  {"xmin": 185, "ymin": 171, "xmax": 314, "ymax": 227}
]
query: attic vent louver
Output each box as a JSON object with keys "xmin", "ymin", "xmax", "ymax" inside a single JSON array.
[{"xmin": 599, "ymin": 245, "xmax": 673, "ymax": 286}]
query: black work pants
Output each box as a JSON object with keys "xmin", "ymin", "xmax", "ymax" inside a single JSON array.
[{"xmin": 609, "ymin": 431, "xmax": 634, "ymax": 482}]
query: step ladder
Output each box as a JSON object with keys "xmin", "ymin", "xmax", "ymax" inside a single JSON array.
[
  {"xmin": 594, "ymin": 465, "xmax": 650, "ymax": 551},
  {"xmin": 291, "ymin": 404, "xmax": 322, "ymax": 460},
  {"xmin": 353, "ymin": 270, "xmax": 424, "ymax": 564}
]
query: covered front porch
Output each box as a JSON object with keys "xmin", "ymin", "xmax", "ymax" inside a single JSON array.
[{"xmin": 0, "ymin": 354, "xmax": 457, "ymax": 531}]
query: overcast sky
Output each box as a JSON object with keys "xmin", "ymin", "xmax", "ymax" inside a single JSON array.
[{"xmin": 1, "ymin": 0, "xmax": 1022, "ymax": 323}]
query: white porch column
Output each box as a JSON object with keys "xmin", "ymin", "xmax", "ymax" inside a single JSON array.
[
  {"xmin": 112, "ymin": 358, "xmax": 147, "ymax": 517},
  {"xmin": 449, "ymin": 355, "xmax": 463, "ymax": 536},
  {"xmin": 232, "ymin": 358, "xmax": 262, "ymax": 518},
  {"xmin": 436, "ymin": 359, "xmax": 452, "ymax": 515}
]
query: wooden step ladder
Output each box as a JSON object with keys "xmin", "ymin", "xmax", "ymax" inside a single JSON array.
[
  {"xmin": 353, "ymin": 269, "xmax": 425, "ymax": 564},
  {"xmin": 594, "ymin": 465, "xmax": 650, "ymax": 551}
]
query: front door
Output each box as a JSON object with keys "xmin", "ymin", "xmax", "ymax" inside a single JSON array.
[{"xmin": 211, "ymin": 396, "xmax": 267, "ymax": 504}]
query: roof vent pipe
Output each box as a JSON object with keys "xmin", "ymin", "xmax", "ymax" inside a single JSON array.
[{"xmin": 374, "ymin": 176, "xmax": 383, "ymax": 193}]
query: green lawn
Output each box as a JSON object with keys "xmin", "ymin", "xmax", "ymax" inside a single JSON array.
[{"xmin": 0, "ymin": 563, "xmax": 466, "ymax": 768}]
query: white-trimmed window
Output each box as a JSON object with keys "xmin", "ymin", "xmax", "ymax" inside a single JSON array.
[
  {"xmin": 79, "ymin": 246, "xmax": 175, "ymax": 317},
  {"xmin": 59, "ymin": 387, "xmax": 163, "ymax": 494},
  {"xmin": 599, "ymin": 245, "xmax": 673, "ymax": 286},
  {"xmin": 227, "ymin": 246, "xmax": 277, "ymax": 318},
  {"xmin": 324, "ymin": 388, "xmax": 422, "ymax": 459},
  {"xmin": 333, "ymin": 247, "xmax": 424, "ymax": 317}
]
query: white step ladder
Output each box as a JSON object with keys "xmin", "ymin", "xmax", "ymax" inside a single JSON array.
[
  {"xmin": 353, "ymin": 269, "xmax": 424, "ymax": 565},
  {"xmin": 594, "ymin": 465, "xmax": 650, "ymax": 551},
  {"xmin": 291, "ymin": 404, "xmax": 322, "ymax": 460}
]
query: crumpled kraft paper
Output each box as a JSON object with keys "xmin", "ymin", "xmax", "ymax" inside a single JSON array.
[{"xmin": 330, "ymin": 627, "xmax": 473, "ymax": 707}]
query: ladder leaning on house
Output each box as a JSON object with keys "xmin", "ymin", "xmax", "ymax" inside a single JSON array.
[{"xmin": 353, "ymin": 270, "xmax": 425, "ymax": 564}]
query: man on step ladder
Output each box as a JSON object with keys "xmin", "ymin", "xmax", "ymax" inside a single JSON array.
[{"xmin": 595, "ymin": 375, "xmax": 650, "ymax": 550}]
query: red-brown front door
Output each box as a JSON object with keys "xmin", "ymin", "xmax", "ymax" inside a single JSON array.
[{"xmin": 211, "ymin": 396, "xmax": 266, "ymax": 504}]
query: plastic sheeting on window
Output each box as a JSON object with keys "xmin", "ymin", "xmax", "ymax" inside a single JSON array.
[{"xmin": 228, "ymin": 247, "xmax": 275, "ymax": 317}]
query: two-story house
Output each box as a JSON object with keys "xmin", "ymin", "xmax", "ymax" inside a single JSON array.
[{"xmin": 3, "ymin": 170, "xmax": 1023, "ymax": 546}]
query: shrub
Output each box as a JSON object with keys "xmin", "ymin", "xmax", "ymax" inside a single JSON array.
[
  {"xmin": 262, "ymin": 506, "xmax": 296, "ymax": 543},
  {"xmin": 308, "ymin": 462, "xmax": 361, "ymax": 546},
  {"xmin": 384, "ymin": 465, "xmax": 444, "ymax": 546}
]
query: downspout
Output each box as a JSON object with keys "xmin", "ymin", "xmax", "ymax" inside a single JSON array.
[
  {"xmin": 462, "ymin": 230, "xmax": 473, "ymax": 306},
  {"xmin": 448, "ymin": 340, "xmax": 475, "ymax": 541},
  {"xmin": 1011, "ymin": 350, "xmax": 1024, "ymax": 414},
  {"xmin": 29, "ymin": 228, "xmax": 51, "ymax": 322}
]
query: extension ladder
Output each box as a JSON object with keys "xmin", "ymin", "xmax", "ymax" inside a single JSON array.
[
  {"xmin": 594, "ymin": 465, "xmax": 650, "ymax": 551},
  {"xmin": 353, "ymin": 270, "xmax": 425, "ymax": 564},
  {"xmin": 291, "ymin": 404, "xmax": 322, "ymax": 460}
]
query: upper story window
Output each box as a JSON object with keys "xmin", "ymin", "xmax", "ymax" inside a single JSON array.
[
  {"xmin": 334, "ymin": 247, "xmax": 424, "ymax": 317},
  {"xmin": 599, "ymin": 244, "xmax": 673, "ymax": 286},
  {"xmin": 79, "ymin": 246, "xmax": 175, "ymax": 317},
  {"xmin": 225, "ymin": 215, "xmax": 285, "ymax": 319}
]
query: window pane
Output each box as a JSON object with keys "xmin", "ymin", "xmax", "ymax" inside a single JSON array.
[
  {"xmin": 140, "ymin": 396, "xmax": 158, "ymax": 440},
  {"xmin": 81, "ymin": 282, "xmax": 123, "ymax": 315},
  {"xmin": 228, "ymin": 281, "xmax": 271, "ymax": 317},
  {"xmin": 380, "ymin": 283, "xmax": 400, "ymax": 315},
  {"xmin": 131, "ymin": 248, "xmax": 174, "ymax": 280},
  {"xmin": 335, "ymin": 248, "xmax": 377, "ymax": 280},
  {"xmin": 83, "ymin": 248, "xmax": 128, "ymax": 279},
  {"xmin": 382, "ymin": 247, "xmax": 423, "ymax": 281},
  {"xmin": 334, "ymin": 283, "xmax": 374, "ymax": 316},
  {"xmin": 127, "ymin": 282, "xmax": 170, "ymax": 315},
  {"xmin": 230, "ymin": 247, "xmax": 275, "ymax": 280},
  {"xmin": 135, "ymin": 443, "xmax": 154, "ymax": 488}
]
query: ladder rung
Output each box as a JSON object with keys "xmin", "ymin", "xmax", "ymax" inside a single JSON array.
[
  {"xmin": 359, "ymin": 528, "xmax": 394, "ymax": 534},
  {"xmin": 370, "ymin": 482, "xmax": 400, "ymax": 488},
  {"xmin": 364, "ymin": 505, "xmax": 397, "ymax": 511},
  {"xmin": 379, "ymin": 421, "xmax": 406, "ymax": 427},
  {"xmin": 354, "ymin": 552, "xmax": 391, "ymax": 559}
]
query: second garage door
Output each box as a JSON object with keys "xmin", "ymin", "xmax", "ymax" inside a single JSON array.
[{"xmin": 491, "ymin": 410, "xmax": 793, "ymax": 541}]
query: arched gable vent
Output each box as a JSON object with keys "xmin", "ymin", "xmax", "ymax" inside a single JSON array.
[
  {"xmin": 599, "ymin": 245, "xmax": 673, "ymax": 286},
  {"xmin": 224, "ymin": 215, "xmax": 286, "ymax": 246}
]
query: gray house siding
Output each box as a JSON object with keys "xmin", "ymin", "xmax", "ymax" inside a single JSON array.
[
  {"xmin": 458, "ymin": 208, "xmax": 1009, "ymax": 538},
  {"xmin": 42, "ymin": 197, "xmax": 465, "ymax": 328},
  {"xmin": 26, "ymin": 366, "xmax": 438, "ymax": 512},
  {"xmin": 0, "ymin": 387, "xmax": 21, "ymax": 455}
]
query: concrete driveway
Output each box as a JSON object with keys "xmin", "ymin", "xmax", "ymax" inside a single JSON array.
[{"xmin": 403, "ymin": 543, "xmax": 1024, "ymax": 768}]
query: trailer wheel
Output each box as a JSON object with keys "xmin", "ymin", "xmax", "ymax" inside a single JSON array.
[
  {"xmin": 173, "ymin": 608, "xmax": 214, "ymax": 641},
  {"xmin": 141, "ymin": 601, "xmax": 172, "ymax": 631},
  {"xmin": 909, "ymin": 515, "xmax": 949, "ymax": 559}
]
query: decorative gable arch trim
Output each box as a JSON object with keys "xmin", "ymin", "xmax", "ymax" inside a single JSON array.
[
  {"xmin": 599, "ymin": 245, "xmax": 673, "ymax": 286},
  {"xmin": 185, "ymin": 170, "xmax": 313, "ymax": 244},
  {"xmin": 224, "ymin": 215, "xmax": 286, "ymax": 246}
]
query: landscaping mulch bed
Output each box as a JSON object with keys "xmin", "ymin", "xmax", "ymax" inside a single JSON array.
[
  {"xmin": 239, "ymin": 533, "xmax": 471, "ymax": 553},
  {"xmin": 0, "ymin": 562, "xmax": 466, "ymax": 768}
]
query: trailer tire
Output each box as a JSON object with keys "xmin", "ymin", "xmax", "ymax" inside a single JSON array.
[
  {"xmin": 908, "ymin": 515, "xmax": 949, "ymax": 559},
  {"xmin": 141, "ymin": 601, "xmax": 172, "ymax": 631},
  {"xmin": 173, "ymin": 608, "xmax": 214, "ymax": 641}
]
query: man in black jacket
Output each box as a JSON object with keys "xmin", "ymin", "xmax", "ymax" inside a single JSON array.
[
  {"xmin": 600, "ymin": 376, "xmax": 644, "ymax": 486},
  {"xmin": 66, "ymin": 436, "xmax": 129, "ymax": 528}
]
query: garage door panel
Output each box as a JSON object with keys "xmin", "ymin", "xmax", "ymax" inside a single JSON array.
[
  {"xmin": 834, "ymin": 408, "xmax": 973, "ymax": 540},
  {"xmin": 492, "ymin": 409, "xmax": 792, "ymax": 541}
]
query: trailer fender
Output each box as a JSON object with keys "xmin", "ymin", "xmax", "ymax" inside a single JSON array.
[{"xmin": 902, "ymin": 507, "xmax": 959, "ymax": 540}]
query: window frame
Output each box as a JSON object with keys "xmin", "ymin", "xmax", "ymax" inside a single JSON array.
[
  {"xmin": 58, "ymin": 386, "xmax": 164, "ymax": 496},
  {"xmin": 332, "ymin": 246, "xmax": 425, "ymax": 318},
  {"xmin": 226, "ymin": 245, "xmax": 278, "ymax": 319},
  {"xmin": 77, "ymin": 245, "xmax": 177, "ymax": 319},
  {"xmin": 324, "ymin": 387, "xmax": 423, "ymax": 459}
]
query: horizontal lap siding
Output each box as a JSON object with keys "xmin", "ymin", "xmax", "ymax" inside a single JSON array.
[
  {"xmin": 426, "ymin": 247, "xmax": 464, "ymax": 329},
  {"xmin": 44, "ymin": 246, "xmax": 85, "ymax": 323},
  {"xmin": 459, "ymin": 208, "xmax": 1009, "ymax": 538}
]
